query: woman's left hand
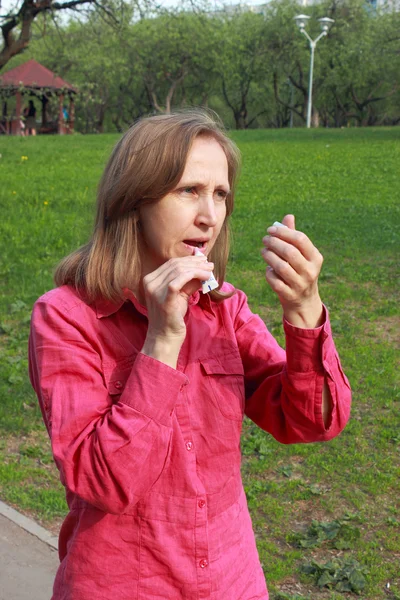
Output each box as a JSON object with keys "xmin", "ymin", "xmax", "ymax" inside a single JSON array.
[{"xmin": 261, "ymin": 214, "xmax": 324, "ymax": 329}]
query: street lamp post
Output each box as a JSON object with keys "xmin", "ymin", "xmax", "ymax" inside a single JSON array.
[{"xmin": 294, "ymin": 14, "xmax": 334, "ymax": 128}]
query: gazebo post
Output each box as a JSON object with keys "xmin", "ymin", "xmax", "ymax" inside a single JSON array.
[
  {"xmin": 69, "ymin": 96, "xmax": 75, "ymax": 134},
  {"xmin": 58, "ymin": 93, "xmax": 64, "ymax": 134},
  {"xmin": 1, "ymin": 99, "xmax": 8, "ymax": 134},
  {"xmin": 41, "ymin": 94, "xmax": 48, "ymax": 129},
  {"xmin": 15, "ymin": 91, "xmax": 22, "ymax": 135}
]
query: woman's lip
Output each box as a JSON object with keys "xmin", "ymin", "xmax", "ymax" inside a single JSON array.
[{"xmin": 183, "ymin": 241, "xmax": 208, "ymax": 254}]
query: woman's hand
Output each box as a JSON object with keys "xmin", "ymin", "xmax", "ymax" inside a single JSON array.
[
  {"xmin": 141, "ymin": 256, "xmax": 214, "ymax": 367},
  {"xmin": 261, "ymin": 214, "xmax": 324, "ymax": 329}
]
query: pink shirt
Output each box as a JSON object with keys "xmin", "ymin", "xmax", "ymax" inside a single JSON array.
[{"xmin": 28, "ymin": 283, "xmax": 351, "ymax": 600}]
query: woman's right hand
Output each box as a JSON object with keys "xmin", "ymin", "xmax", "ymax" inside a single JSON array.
[{"xmin": 140, "ymin": 256, "xmax": 214, "ymax": 368}]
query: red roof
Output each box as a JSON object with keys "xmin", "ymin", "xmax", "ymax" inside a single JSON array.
[{"xmin": 0, "ymin": 59, "xmax": 77, "ymax": 92}]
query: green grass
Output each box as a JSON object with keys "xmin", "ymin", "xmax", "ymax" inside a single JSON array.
[{"xmin": 0, "ymin": 127, "xmax": 399, "ymax": 599}]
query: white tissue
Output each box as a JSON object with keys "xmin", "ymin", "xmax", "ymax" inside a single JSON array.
[
  {"xmin": 194, "ymin": 247, "xmax": 219, "ymax": 293},
  {"xmin": 272, "ymin": 221, "xmax": 286, "ymax": 228}
]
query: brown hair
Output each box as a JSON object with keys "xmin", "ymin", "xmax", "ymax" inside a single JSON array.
[{"xmin": 54, "ymin": 109, "xmax": 241, "ymax": 303}]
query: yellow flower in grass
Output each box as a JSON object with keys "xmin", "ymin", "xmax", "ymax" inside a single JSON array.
[
  {"xmin": 21, "ymin": 156, "xmax": 28, "ymax": 161},
  {"xmin": 44, "ymin": 201, "xmax": 49, "ymax": 205},
  {"xmin": 12, "ymin": 191, "xmax": 17, "ymax": 195}
]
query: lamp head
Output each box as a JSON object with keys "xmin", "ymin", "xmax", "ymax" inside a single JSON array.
[
  {"xmin": 318, "ymin": 17, "xmax": 335, "ymax": 32},
  {"xmin": 294, "ymin": 14, "xmax": 310, "ymax": 31}
]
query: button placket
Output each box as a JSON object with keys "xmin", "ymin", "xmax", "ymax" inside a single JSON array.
[
  {"xmin": 174, "ymin": 367, "xmax": 211, "ymax": 595},
  {"xmin": 194, "ymin": 495, "xmax": 211, "ymax": 597}
]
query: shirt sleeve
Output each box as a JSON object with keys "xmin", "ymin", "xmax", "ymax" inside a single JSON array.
[
  {"xmin": 233, "ymin": 291, "xmax": 351, "ymax": 444},
  {"xmin": 28, "ymin": 298, "xmax": 188, "ymax": 514}
]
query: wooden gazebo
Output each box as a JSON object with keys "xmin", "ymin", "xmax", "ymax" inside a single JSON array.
[{"xmin": 0, "ymin": 59, "xmax": 77, "ymax": 135}]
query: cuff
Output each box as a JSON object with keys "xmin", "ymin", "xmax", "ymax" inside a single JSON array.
[
  {"xmin": 120, "ymin": 352, "xmax": 189, "ymax": 426},
  {"xmin": 283, "ymin": 305, "xmax": 333, "ymax": 373}
]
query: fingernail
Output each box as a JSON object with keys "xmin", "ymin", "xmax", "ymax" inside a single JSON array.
[{"xmin": 267, "ymin": 226, "xmax": 277, "ymax": 234}]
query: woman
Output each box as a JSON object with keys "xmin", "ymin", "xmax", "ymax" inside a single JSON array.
[{"xmin": 29, "ymin": 110, "xmax": 351, "ymax": 600}]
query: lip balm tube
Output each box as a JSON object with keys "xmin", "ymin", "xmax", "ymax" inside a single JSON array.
[{"xmin": 194, "ymin": 247, "xmax": 219, "ymax": 293}]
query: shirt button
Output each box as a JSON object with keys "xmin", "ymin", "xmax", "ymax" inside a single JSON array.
[
  {"xmin": 199, "ymin": 559, "xmax": 209, "ymax": 568},
  {"xmin": 185, "ymin": 441, "xmax": 193, "ymax": 451},
  {"xmin": 198, "ymin": 499, "xmax": 206, "ymax": 508},
  {"xmin": 114, "ymin": 381, "xmax": 123, "ymax": 390}
]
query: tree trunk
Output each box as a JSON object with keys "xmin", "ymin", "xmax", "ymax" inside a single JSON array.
[{"xmin": 311, "ymin": 107, "xmax": 320, "ymax": 128}]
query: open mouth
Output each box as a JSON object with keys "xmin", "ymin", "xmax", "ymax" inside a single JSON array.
[{"xmin": 183, "ymin": 240, "xmax": 207, "ymax": 251}]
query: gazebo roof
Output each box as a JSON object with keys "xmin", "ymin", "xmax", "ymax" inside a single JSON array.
[{"xmin": 0, "ymin": 59, "xmax": 77, "ymax": 92}]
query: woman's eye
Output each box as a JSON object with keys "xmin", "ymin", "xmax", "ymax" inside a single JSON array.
[
  {"xmin": 216, "ymin": 190, "xmax": 228, "ymax": 200},
  {"xmin": 183, "ymin": 187, "xmax": 195, "ymax": 195}
]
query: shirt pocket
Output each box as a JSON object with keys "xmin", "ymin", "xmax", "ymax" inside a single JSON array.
[{"xmin": 199, "ymin": 354, "xmax": 245, "ymax": 421}]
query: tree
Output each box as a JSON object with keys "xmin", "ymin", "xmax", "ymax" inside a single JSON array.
[
  {"xmin": 215, "ymin": 10, "xmax": 272, "ymax": 129},
  {"xmin": 131, "ymin": 10, "xmax": 218, "ymax": 115},
  {"xmin": 0, "ymin": 0, "xmax": 150, "ymax": 71},
  {"xmin": 316, "ymin": 0, "xmax": 400, "ymax": 126}
]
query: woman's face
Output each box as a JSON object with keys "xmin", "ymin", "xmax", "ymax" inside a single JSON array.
[{"xmin": 139, "ymin": 136, "xmax": 229, "ymax": 276}]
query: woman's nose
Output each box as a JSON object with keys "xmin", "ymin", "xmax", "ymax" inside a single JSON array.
[{"xmin": 196, "ymin": 194, "xmax": 218, "ymax": 227}]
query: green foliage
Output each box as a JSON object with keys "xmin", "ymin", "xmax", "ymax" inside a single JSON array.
[
  {"xmin": 291, "ymin": 517, "xmax": 361, "ymax": 550},
  {"xmin": 301, "ymin": 557, "xmax": 369, "ymax": 594}
]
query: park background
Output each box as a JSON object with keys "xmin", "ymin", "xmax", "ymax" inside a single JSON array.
[
  {"xmin": 1, "ymin": 0, "xmax": 400, "ymax": 599},
  {"xmin": 1, "ymin": 0, "xmax": 400, "ymax": 130}
]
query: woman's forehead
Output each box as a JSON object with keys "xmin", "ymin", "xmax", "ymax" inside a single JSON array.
[{"xmin": 181, "ymin": 138, "xmax": 229, "ymax": 180}]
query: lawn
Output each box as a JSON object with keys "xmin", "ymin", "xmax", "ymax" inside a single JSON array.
[{"xmin": 0, "ymin": 127, "xmax": 399, "ymax": 600}]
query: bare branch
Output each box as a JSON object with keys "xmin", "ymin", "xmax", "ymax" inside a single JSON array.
[
  {"xmin": 52, "ymin": 0, "xmax": 95, "ymax": 9},
  {"xmin": 0, "ymin": 0, "xmax": 113, "ymax": 70}
]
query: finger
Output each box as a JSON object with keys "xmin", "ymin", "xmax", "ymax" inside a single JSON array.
[
  {"xmin": 165, "ymin": 267, "xmax": 217, "ymax": 298},
  {"xmin": 262, "ymin": 237, "xmax": 307, "ymax": 276},
  {"xmin": 265, "ymin": 265, "xmax": 293, "ymax": 299},
  {"xmin": 181, "ymin": 279, "xmax": 204, "ymax": 297},
  {"xmin": 145, "ymin": 256, "xmax": 209, "ymax": 284},
  {"xmin": 282, "ymin": 214, "xmax": 295, "ymax": 230},
  {"xmin": 161, "ymin": 261, "xmax": 214, "ymax": 289},
  {"xmin": 144, "ymin": 256, "xmax": 210, "ymax": 287},
  {"xmin": 265, "ymin": 225, "xmax": 317, "ymax": 263},
  {"xmin": 146, "ymin": 260, "xmax": 214, "ymax": 294},
  {"xmin": 146, "ymin": 266, "xmax": 214, "ymax": 303},
  {"xmin": 261, "ymin": 247, "xmax": 302, "ymax": 286}
]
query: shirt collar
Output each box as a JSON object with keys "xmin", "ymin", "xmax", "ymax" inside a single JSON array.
[{"xmin": 95, "ymin": 288, "xmax": 216, "ymax": 319}]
